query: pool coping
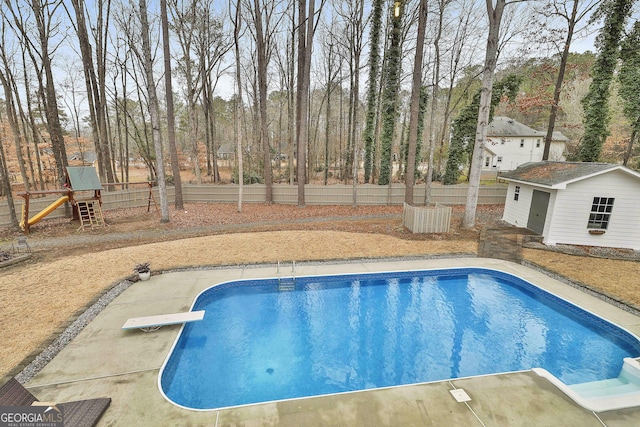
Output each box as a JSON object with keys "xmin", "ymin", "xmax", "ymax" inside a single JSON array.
[
  {"xmin": 157, "ymin": 265, "xmax": 640, "ymax": 413},
  {"xmin": 22, "ymin": 257, "xmax": 640, "ymax": 426}
]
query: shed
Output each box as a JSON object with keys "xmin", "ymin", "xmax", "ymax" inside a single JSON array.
[{"xmin": 500, "ymin": 162, "xmax": 640, "ymax": 250}]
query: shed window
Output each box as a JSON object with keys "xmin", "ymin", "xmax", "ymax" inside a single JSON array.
[
  {"xmin": 514, "ymin": 185, "xmax": 520, "ymax": 201},
  {"xmin": 587, "ymin": 197, "xmax": 614, "ymax": 230},
  {"xmin": 536, "ymin": 139, "xmax": 541, "ymax": 148},
  {"xmin": 520, "ymin": 139, "xmax": 525, "ymax": 148}
]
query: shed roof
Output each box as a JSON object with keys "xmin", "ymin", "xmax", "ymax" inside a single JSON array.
[
  {"xmin": 499, "ymin": 162, "xmax": 640, "ymax": 189},
  {"xmin": 487, "ymin": 116, "xmax": 568, "ymax": 141}
]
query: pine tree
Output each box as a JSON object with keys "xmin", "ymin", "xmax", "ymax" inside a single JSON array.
[{"xmin": 578, "ymin": 0, "xmax": 635, "ymax": 162}]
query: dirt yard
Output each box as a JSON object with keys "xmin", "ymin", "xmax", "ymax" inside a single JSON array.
[{"xmin": 1, "ymin": 203, "xmax": 639, "ymax": 382}]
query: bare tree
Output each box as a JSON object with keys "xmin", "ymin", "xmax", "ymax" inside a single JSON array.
[
  {"xmin": 232, "ymin": 0, "xmax": 244, "ymax": 211},
  {"xmin": 59, "ymin": 64, "xmax": 87, "ymax": 160},
  {"xmin": 4, "ymin": 0, "xmax": 68, "ymax": 186},
  {"xmin": 296, "ymin": 0, "xmax": 310, "ymax": 206},
  {"xmin": 194, "ymin": 1, "xmax": 232, "ymax": 183},
  {"xmin": 317, "ymin": 20, "xmax": 342, "ymax": 186},
  {"xmin": 170, "ymin": 0, "xmax": 203, "ymax": 183},
  {"xmin": 139, "ymin": 0, "xmax": 170, "ymax": 222},
  {"xmin": 539, "ymin": 0, "xmax": 599, "ymax": 160},
  {"xmin": 463, "ymin": 0, "xmax": 520, "ymax": 229},
  {"xmin": 295, "ymin": 0, "xmax": 325, "ymax": 206},
  {"xmin": 0, "ymin": 127, "xmax": 19, "ymax": 227},
  {"xmin": 14, "ymin": 39, "xmax": 46, "ymax": 190},
  {"xmin": 405, "ymin": 0, "xmax": 428, "ymax": 205},
  {"xmin": 160, "ymin": 0, "xmax": 183, "ymax": 209},
  {"xmin": 0, "ymin": 24, "xmax": 30, "ymax": 192},
  {"xmin": 67, "ymin": 0, "xmax": 116, "ymax": 185},
  {"xmin": 248, "ymin": 0, "xmax": 282, "ymax": 203}
]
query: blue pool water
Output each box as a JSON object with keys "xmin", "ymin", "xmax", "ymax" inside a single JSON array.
[{"xmin": 159, "ymin": 268, "xmax": 640, "ymax": 410}]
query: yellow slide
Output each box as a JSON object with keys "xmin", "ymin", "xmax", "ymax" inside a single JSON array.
[{"xmin": 20, "ymin": 196, "xmax": 70, "ymax": 230}]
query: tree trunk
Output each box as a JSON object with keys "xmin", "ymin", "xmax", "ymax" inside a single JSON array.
[
  {"xmin": 543, "ymin": 0, "xmax": 579, "ymax": 160},
  {"xmin": 161, "ymin": 0, "xmax": 183, "ymax": 209},
  {"xmin": 623, "ymin": 125, "xmax": 638, "ymax": 166},
  {"xmin": 233, "ymin": 0, "xmax": 244, "ymax": 211},
  {"xmin": 0, "ymin": 126, "xmax": 19, "ymax": 228},
  {"xmin": 425, "ymin": 0, "xmax": 445, "ymax": 205},
  {"xmin": 0, "ymin": 68, "xmax": 30, "ymax": 191},
  {"xmin": 463, "ymin": 0, "xmax": 506, "ymax": 229},
  {"xmin": 405, "ymin": 0, "xmax": 428, "ymax": 206},
  {"xmin": 378, "ymin": 0, "xmax": 404, "ymax": 186},
  {"xmin": 139, "ymin": 0, "xmax": 170, "ymax": 223},
  {"xmin": 19, "ymin": 45, "xmax": 45, "ymax": 190},
  {"xmin": 295, "ymin": 0, "xmax": 309, "ymax": 206},
  {"xmin": 69, "ymin": 0, "xmax": 115, "ymax": 185},
  {"xmin": 25, "ymin": 0, "xmax": 69, "ymax": 186},
  {"xmin": 363, "ymin": 0, "xmax": 383, "ymax": 183},
  {"xmin": 253, "ymin": 0, "xmax": 273, "ymax": 203}
]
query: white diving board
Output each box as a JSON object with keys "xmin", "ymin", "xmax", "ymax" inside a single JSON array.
[{"xmin": 122, "ymin": 310, "xmax": 205, "ymax": 332}]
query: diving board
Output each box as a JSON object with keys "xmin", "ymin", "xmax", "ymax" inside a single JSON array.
[{"xmin": 122, "ymin": 310, "xmax": 205, "ymax": 332}]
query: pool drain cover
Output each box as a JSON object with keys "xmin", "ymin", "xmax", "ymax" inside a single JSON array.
[{"xmin": 449, "ymin": 388, "xmax": 471, "ymax": 403}]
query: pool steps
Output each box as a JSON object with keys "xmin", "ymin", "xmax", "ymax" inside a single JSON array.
[
  {"xmin": 534, "ymin": 357, "xmax": 640, "ymax": 412},
  {"xmin": 277, "ymin": 261, "xmax": 296, "ymax": 291}
]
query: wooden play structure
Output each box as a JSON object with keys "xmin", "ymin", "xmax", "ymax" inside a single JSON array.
[{"xmin": 18, "ymin": 166, "xmax": 105, "ymax": 233}]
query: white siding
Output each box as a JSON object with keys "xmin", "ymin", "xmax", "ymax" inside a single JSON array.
[
  {"xmin": 504, "ymin": 183, "xmax": 558, "ymax": 236},
  {"xmin": 545, "ymin": 171, "xmax": 640, "ymax": 250},
  {"xmin": 541, "ymin": 190, "xmax": 558, "ymax": 238},
  {"xmin": 549, "ymin": 141, "xmax": 566, "ymax": 162},
  {"xmin": 484, "ymin": 136, "xmax": 563, "ymax": 172},
  {"xmin": 502, "ymin": 183, "xmax": 534, "ymax": 227}
]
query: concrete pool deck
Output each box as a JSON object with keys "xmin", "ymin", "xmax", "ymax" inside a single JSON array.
[{"xmin": 24, "ymin": 258, "xmax": 640, "ymax": 426}]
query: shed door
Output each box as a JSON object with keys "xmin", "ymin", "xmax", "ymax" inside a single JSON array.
[{"xmin": 527, "ymin": 190, "xmax": 550, "ymax": 235}]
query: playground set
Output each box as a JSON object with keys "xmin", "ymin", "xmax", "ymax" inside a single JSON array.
[
  {"xmin": 18, "ymin": 166, "xmax": 105, "ymax": 233},
  {"xmin": 18, "ymin": 166, "xmax": 160, "ymax": 234}
]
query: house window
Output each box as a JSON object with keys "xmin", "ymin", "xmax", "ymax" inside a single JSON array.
[
  {"xmin": 514, "ymin": 185, "xmax": 520, "ymax": 201},
  {"xmin": 587, "ymin": 197, "xmax": 614, "ymax": 229},
  {"xmin": 497, "ymin": 156, "xmax": 503, "ymax": 163},
  {"xmin": 485, "ymin": 157, "xmax": 490, "ymax": 167},
  {"xmin": 520, "ymin": 139, "xmax": 525, "ymax": 148},
  {"xmin": 536, "ymin": 139, "xmax": 541, "ymax": 148}
]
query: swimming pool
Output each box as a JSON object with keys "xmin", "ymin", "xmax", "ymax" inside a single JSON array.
[{"xmin": 159, "ymin": 268, "xmax": 640, "ymax": 410}]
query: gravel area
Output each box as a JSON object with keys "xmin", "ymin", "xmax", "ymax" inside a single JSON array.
[{"xmin": 14, "ymin": 279, "xmax": 134, "ymax": 384}]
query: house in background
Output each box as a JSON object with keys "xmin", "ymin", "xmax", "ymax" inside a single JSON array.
[
  {"xmin": 69, "ymin": 151, "xmax": 97, "ymax": 167},
  {"xmin": 500, "ymin": 162, "xmax": 640, "ymax": 250},
  {"xmin": 217, "ymin": 144, "xmax": 235, "ymax": 160},
  {"xmin": 484, "ymin": 116, "xmax": 568, "ymax": 172}
]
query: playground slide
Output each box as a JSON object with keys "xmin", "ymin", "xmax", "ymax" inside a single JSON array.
[{"xmin": 20, "ymin": 196, "xmax": 70, "ymax": 229}]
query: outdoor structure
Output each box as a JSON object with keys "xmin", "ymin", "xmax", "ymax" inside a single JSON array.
[
  {"xmin": 18, "ymin": 166, "xmax": 105, "ymax": 233},
  {"xmin": 500, "ymin": 162, "xmax": 640, "ymax": 250},
  {"xmin": 484, "ymin": 116, "xmax": 568, "ymax": 172},
  {"xmin": 402, "ymin": 203, "xmax": 451, "ymax": 233}
]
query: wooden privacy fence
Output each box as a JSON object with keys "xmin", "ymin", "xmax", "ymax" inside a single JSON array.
[
  {"xmin": 0, "ymin": 183, "xmax": 506, "ymax": 228},
  {"xmin": 402, "ymin": 203, "xmax": 452, "ymax": 233}
]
